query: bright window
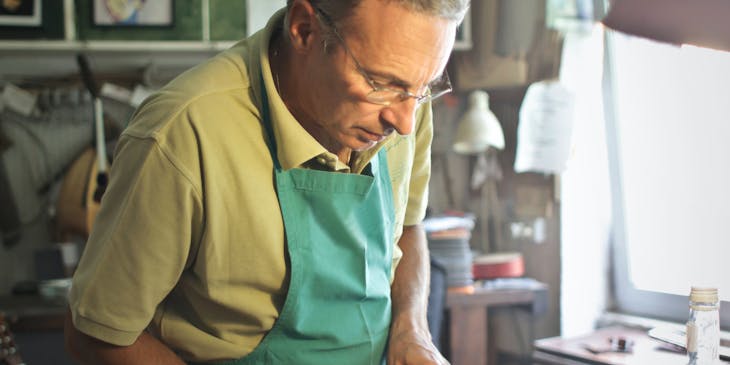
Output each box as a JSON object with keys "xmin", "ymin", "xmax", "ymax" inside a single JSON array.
[{"xmin": 605, "ymin": 32, "xmax": 730, "ymax": 327}]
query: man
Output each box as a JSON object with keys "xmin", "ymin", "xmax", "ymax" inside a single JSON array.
[{"xmin": 64, "ymin": 0, "xmax": 468, "ymax": 364}]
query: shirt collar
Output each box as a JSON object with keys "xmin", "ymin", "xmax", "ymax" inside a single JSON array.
[{"xmin": 257, "ymin": 8, "xmax": 326, "ymax": 170}]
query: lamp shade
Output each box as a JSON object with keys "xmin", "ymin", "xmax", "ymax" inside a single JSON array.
[{"xmin": 453, "ymin": 90, "xmax": 505, "ymax": 154}]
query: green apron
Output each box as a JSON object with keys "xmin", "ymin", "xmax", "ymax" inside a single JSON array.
[{"xmin": 208, "ymin": 77, "xmax": 395, "ymax": 365}]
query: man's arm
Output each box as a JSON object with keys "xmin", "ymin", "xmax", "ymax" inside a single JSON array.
[
  {"xmin": 387, "ymin": 225, "xmax": 449, "ymax": 365},
  {"xmin": 64, "ymin": 309, "xmax": 185, "ymax": 365}
]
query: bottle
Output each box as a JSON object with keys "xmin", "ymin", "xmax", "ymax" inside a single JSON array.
[{"xmin": 687, "ymin": 287, "xmax": 720, "ymax": 365}]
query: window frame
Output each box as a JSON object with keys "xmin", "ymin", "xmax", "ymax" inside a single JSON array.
[{"xmin": 603, "ymin": 30, "xmax": 730, "ymax": 329}]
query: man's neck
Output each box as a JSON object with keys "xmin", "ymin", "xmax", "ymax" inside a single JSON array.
[{"xmin": 269, "ymin": 35, "xmax": 353, "ymax": 166}]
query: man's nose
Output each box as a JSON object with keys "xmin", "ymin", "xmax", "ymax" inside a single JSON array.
[{"xmin": 381, "ymin": 98, "xmax": 418, "ymax": 136}]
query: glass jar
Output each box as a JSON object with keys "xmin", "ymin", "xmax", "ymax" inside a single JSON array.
[{"xmin": 687, "ymin": 287, "xmax": 720, "ymax": 365}]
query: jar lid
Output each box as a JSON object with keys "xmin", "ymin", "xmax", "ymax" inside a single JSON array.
[{"xmin": 690, "ymin": 287, "xmax": 718, "ymax": 303}]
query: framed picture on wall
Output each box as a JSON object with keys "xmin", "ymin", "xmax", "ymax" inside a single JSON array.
[
  {"xmin": 0, "ymin": 0, "xmax": 63, "ymax": 39},
  {"xmin": 77, "ymin": 0, "xmax": 199, "ymax": 41},
  {"xmin": 0, "ymin": 0, "xmax": 41, "ymax": 27},
  {"xmin": 92, "ymin": 0, "xmax": 174, "ymax": 27}
]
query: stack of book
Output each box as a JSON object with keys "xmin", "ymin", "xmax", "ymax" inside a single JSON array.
[{"xmin": 423, "ymin": 214, "xmax": 475, "ymax": 293}]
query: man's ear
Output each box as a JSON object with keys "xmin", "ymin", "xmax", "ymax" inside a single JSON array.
[{"xmin": 286, "ymin": 0, "xmax": 322, "ymax": 53}]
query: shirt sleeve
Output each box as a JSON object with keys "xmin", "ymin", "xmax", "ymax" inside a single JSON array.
[
  {"xmin": 403, "ymin": 103, "xmax": 433, "ymax": 226},
  {"xmin": 68, "ymin": 134, "xmax": 203, "ymax": 346}
]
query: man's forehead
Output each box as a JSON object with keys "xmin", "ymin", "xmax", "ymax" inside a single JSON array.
[{"xmin": 345, "ymin": 3, "xmax": 455, "ymax": 66}]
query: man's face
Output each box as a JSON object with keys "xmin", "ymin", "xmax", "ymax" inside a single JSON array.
[{"xmin": 297, "ymin": 0, "xmax": 457, "ymax": 153}]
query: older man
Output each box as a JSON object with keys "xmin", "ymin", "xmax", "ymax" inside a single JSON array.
[{"xmin": 65, "ymin": 0, "xmax": 468, "ymax": 364}]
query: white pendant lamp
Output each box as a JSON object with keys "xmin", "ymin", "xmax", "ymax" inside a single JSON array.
[{"xmin": 453, "ymin": 90, "xmax": 505, "ymax": 154}]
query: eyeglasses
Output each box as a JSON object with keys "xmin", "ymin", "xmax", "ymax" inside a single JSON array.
[{"xmin": 312, "ymin": 6, "xmax": 452, "ymax": 106}]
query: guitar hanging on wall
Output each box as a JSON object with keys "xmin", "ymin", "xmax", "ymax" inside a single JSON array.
[{"xmin": 55, "ymin": 54, "xmax": 110, "ymax": 240}]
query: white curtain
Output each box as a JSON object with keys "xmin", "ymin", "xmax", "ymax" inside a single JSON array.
[{"xmin": 558, "ymin": 24, "xmax": 612, "ymax": 337}]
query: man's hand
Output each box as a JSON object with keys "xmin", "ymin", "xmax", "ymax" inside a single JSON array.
[
  {"xmin": 387, "ymin": 322, "xmax": 449, "ymax": 365},
  {"xmin": 388, "ymin": 225, "xmax": 449, "ymax": 364}
]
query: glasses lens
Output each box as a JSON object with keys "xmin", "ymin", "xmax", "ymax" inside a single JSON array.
[
  {"xmin": 425, "ymin": 71, "xmax": 452, "ymax": 102},
  {"xmin": 366, "ymin": 90, "xmax": 400, "ymax": 105},
  {"xmin": 366, "ymin": 71, "xmax": 453, "ymax": 106}
]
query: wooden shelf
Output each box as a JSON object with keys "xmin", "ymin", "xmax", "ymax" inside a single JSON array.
[
  {"xmin": 0, "ymin": 40, "xmax": 236, "ymax": 53},
  {"xmin": 0, "ymin": 40, "xmax": 237, "ymax": 80}
]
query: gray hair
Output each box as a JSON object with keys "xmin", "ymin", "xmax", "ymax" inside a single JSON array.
[
  {"xmin": 286, "ymin": 0, "xmax": 470, "ymax": 26},
  {"xmin": 283, "ymin": 0, "xmax": 469, "ymax": 53}
]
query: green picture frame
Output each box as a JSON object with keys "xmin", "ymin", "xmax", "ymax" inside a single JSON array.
[
  {"xmin": 0, "ymin": 0, "xmax": 64, "ymax": 39},
  {"xmin": 0, "ymin": 0, "xmax": 41, "ymax": 26},
  {"xmin": 76, "ymin": 0, "xmax": 202, "ymax": 41},
  {"xmin": 91, "ymin": 0, "xmax": 174, "ymax": 28},
  {"xmin": 209, "ymin": 0, "xmax": 246, "ymax": 41}
]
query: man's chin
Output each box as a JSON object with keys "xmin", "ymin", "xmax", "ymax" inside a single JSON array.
[{"xmin": 350, "ymin": 138, "xmax": 379, "ymax": 152}]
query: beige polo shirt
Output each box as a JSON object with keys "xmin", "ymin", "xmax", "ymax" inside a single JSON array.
[{"xmin": 69, "ymin": 9, "xmax": 432, "ymax": 363}]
